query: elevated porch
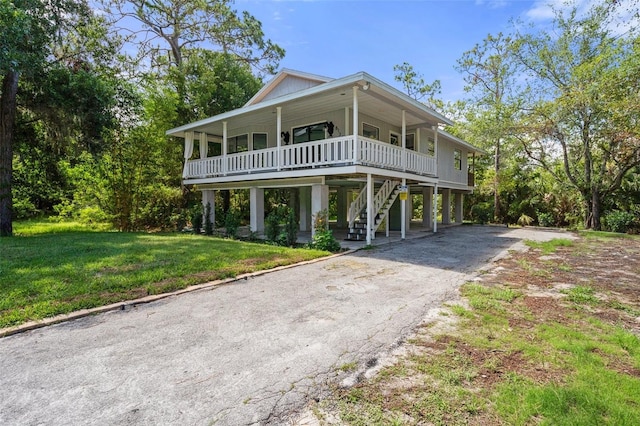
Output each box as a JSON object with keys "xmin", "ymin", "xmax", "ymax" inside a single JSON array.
[{"xmin": 183, "ymin": 136, "xmax": 437, "ymax": 183}]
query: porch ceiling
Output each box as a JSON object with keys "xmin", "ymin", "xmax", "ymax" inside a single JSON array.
[{"xmin": 171, "ymin": 78, "xmax": 444, "ymax": 137}]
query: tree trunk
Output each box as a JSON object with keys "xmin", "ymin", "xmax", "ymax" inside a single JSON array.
[
  {"xmin": 590, "ymin": 190, "xmax": 602, "ymax": 231},
  {"xmin": 0, "ymin": 71, "xmax": 19, "ymax": 237},
  {"xmin": 494, "ymin": 138, "xmax": 500, "ymax": 223}
]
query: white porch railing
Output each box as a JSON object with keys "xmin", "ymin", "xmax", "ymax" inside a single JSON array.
[{"xmin": 183, "ymin": 136, "xmax": 436, "ymax": 179}]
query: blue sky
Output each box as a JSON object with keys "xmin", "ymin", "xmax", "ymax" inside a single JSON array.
[{"xmin": 237, "ymin": 0, "xmax": 554, "ymax": 102}]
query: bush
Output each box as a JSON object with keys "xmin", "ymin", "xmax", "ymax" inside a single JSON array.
[
  {"xmin": 265, "ymin": 205, "xmax": 298, "ymax": 246},
  {"xmin": 190, "ymin": 205, "xmax": 203, "ymax": 234},
  {"xmin": 470, "ymin": 202, "xmax": 493, "ymax": 224},
  {"xmin": 537, "ymin": 211, "xmax": 554, "ymax": 227},
  {"xmin": 603, "ymin": 210, "xmax": 637, "ymax": 233},
  {"xmin": 204, "ymin": 202, "xmax": 214, "ymax": 235},
  {"xmin": 308, "ymin": 229, "xmax": 341, "ymax": 252},
  {"xmin": 224, "ymin": 208, "xmax": 240, "ymax": 238}
]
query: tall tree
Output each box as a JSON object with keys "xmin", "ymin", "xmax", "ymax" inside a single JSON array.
[
  {"xmin": 1, "ymin": 0, "xmax": 83, "ymax": 236},
  {"xmin": 512, "ymin": 2, "xmax": 640, "ymax": 229},
  {"xmin": 456, "ymin": 33, "xmax": 520, "ymax": 223},
  {"xmin": 393, "ymin": 62, "xmax": 442, "ymax": 110}
]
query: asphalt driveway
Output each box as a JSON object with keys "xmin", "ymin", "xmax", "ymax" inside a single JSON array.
[{"xmin": 0, "ymin": 225, "xmax": 575, "ymax": 425}]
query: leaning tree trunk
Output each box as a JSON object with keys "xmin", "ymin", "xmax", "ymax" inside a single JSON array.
[
  {"xmin": 0, "ymin": 71, "xmax": 19, "ymax": 237},
  {"xmin": 590, "ymin": 190, "xmax": 602, "ymax": 231}
]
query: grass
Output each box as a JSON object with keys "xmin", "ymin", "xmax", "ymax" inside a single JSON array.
[
  {"xmin": 0, "ymin": 220, "xmax": 330, "ymax": 328},
  {"xmin": 524, "ymin": 238, "xmax": 574, "ymax": 254},
  {"xmin": 319, "ymin": 232, "xmax": 640, "ymax": 425}
]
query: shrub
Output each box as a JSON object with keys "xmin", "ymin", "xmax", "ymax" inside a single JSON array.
[
  {"xmin": 190, "ymin": 205, "xmax": 203, "ymax": 234},
  {"xmin": 204, "ymin": 202, "xmax": 213, "ymax": 235},
  {"xmin": 284, "ymin": 207, "xmax": 298, "ymax": 246},
  {"xmin": 537, "ymin": 211, "xmax": 555, "ymax": 227},
  {"xmin": 470, "ymin": 202, "xmax": 493, "ymax": 224},
  {"xmin": 308, "ymin": 229, "xmax": 341, "ymax": 252},
  {"xmin": 265, "ymin": 205, "xmax": 298, "ymax": 246},
  {"xmin": 517, "ymin": 214, "xmax": 534, "ymax": 227},
  {"xmin": 603, "ymin": 210, "xmax": 637, "ymax": 233},
  {"xmin": 224, "ymin": 208, "xmax": 240, "ymax": 238}
]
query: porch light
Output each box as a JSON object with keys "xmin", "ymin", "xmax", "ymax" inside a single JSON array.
[{"xmin": 362, "ymin": 81, "xmax": 370, "ymax": 91}]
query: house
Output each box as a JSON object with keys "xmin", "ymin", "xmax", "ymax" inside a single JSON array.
[{"xmin": 166, "ymin": 69, "xmax": 483, "ymax": 244}]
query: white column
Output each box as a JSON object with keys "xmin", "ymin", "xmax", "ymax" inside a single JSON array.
[
  {"xmin": 202, "ymin": 190, "xmax": 215, "ymax": 227},
  {"xmin": 455, "ymin": 192, "xmax": 464, "ymax": 223},
  {"xmin": 366, "ymin": 173, "xmax": 373, "ymax": 245},
  {"xmin": 433, "ymin": 184, "xmax": 439, "ymax": 233},
  {"xmin": 353, "ymin": 86, "xmax": 359, "ymax": 163},
  {"xmin": 222, "ymin": 121, "xmax": 228, "ymax": 176},
  {"xmin": 344, "ymin": 107, "xmax": 350, "ymax": 135},
  {"xmin": 442, "ymin": 188, "xmax": 451, "ymax": 225},
  {"xmin": 276, "ymin": 106, "xmax": 282, "ymax": 171},
  {"xmin": 401, "ymin": 178, "xmax": 406, "ymax": 240},
  {"xmin": 401, "ymin": 110, "xmax": 407, "ymax": 171},
  {"xmin": 199, "ymin": 132, "xmax": 208, "ymax": 159},
  {"xmin": 299, "ymin": 186, "xmax": 311, "ymax": 231},
  {"xmin": 249, "ymin": 187, "xmax": 265, "ymax": 233},
  {"xmin": 311, "ymin": 184, "xmax": 329, "ymax": 237},
  {"xmin": 432, "ymin": 126, "xmax": 439, "ymax": 176},
  {"xmin": 336, "ymin": 187, "xmax": 348, "ymax": 228},
  {"xmin": 422, "ymin": 186, "xmax": 433, "ymax": 228}
]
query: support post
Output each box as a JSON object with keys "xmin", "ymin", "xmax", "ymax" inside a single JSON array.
[
  {"xmin": 336, "ymin": 187, "xmax": 348, "ymax": 228},
  {"xmin": 401, "ymin": 178, "xmax": 406, "ymax": 240},
  {"xmin": 222, "ymin": 121, "xmax": 228, "ymax": 176},
  {"xmin": 455, "ymin": 192, "xmax": 464, "ymax": 223},
  {"xmin": 422, "ymin": 186, "xmax": 433, "ymax": 228},
  {"xmin": 432, "ymin": 125, "xmax": 439, "ymax": 176},
  {"xmin": 366, "ymin": 173, "xmax": 373, "ymax": 245},
  {"xmin": 353, "ymin": 86, "xmax": 359, "ymax": 163},
  {"xmin": 433, "ymin": 184, "xmax": 439, "ymax": 233},
  {"xmin": 276, "ymin": 106, "xmax": 282, "ymax": 171},
  {"xmin": 299, "ymin": 186, "xmax": 311, "ymax": 231},
  {"xmin": 311, "ymin": 184, "xmax": 329, "ymax": 237},
  {"xmin": 442, "ymin": 188, "xmax": 451, "ymax": 225},
  {"xmin": 401, "ymin": 110, "xmax": 407, "ymax": 171},
  {"xmin": 249, "ymin": 187, "xmax": 265, "ymax": 233},
  {"xmin": 202, "ymin": 190, "xmax": 215, "ymax": 229}
]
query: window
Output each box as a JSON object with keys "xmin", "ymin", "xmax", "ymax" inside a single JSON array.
[
  {"xmin": 454, "ymin": 149, "xmax": 462, "ymax": 170},
  {"xmin": 228, "ymin": 134, "xmax": 248, "ymax": 153},
  {"xmin": 405, "ymin": 133, "xmax": 415, "ymax": 151},
  {"xmin": 253, "ymin": 133, "xmax": 267, "ymax": 150},
  {"xmin": 293, "ymin": 123, "xmax": 326, "ymax": 144},
  {"xmin": 362, "ymin": 123, "xmax": 379, "ymax": 140}
]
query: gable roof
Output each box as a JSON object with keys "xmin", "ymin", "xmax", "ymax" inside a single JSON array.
[{"xmin": 244, "ymin": 69, "xmax": 334, "ymax": 106}]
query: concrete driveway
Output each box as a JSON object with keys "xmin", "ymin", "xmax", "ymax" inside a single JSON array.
[{"xmin": 0, "ymin": 225, "xmax": 575, "ymax": 425}]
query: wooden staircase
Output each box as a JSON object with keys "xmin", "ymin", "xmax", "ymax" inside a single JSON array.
[{"xmin": 346, "ymin": 180, "xmax": 402, "ymax": 241}]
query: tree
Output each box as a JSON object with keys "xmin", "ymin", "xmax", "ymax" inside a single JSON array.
[
  {"xmin": 393, "ymin": 62, "xmax": 442, "ymax": 109},
  {"xmin": 456, "ymin": 33, "xmax": 521, "ymax": 223},
  {"xmin": 1, "ymin": 0, "xmax": 84, "ymax": 236},
  {"xmin": 512, "ymin": 2, "xmax": 640, "ymax": 229}
]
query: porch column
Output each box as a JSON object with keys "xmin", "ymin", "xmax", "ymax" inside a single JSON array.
[
  {"xmin": 344, "ymin": 107, "xmax": 350, "ymax": 135},
  {"xmin": 366, "ymin": 173, "xmax": 373, "ymax": 245},
  {"xmin": 454, "ymin": 192, "xmax": 464, "ymax": 223},
  {"xmin": 352, "ymin": 86, "xmax": 359, "ymax": 163},
  {"xmin": 401, "ymin": 110, "xmax": 407, "ymax": 171},
  {"xmin": 442, "ymin": 188, "xmax": 451, "ymax": 225},
  {"xmin": 299, "ymin": 186, "xmax": 311, "ymax": 232},
  {"xmin": 432, "ymin": 126, "xmax": 439, "ymax": 176},
  {"xmin": 311, "ymin": 184, "xmax": 329, "ymax": 237},
  {"xmin": 199, "ymin": 132, "xmax": 208, "ymax": 159},
  {"xmin": 249, "ymin": 187, "xmax": 264, "ymax": 233},
  {"xmin": 433, "ymin": 184, "xmax": 439, "ymax": 233},
  {"xmin": 201, "ymin": 190, "xmax": 215, "ymax": 228},
  {"xmin": 276, "ymin": 106, "xmax": 282, "ymax": 171},
  {"xmin": 401, "ymin": 178, "xmax": 406, "ymax": 240},
  {"xmin": 183, "ymin": 131, "xmax": 194, "ymax": 178},
  {"xmin": 422, "ymin": 186, "xmax": 433, "ymax": 228},
  {"xmin": 336, "ymin": 187, "xmax": 348, "ymax": 229},
  {"xmin": 222, "ymin": 121, "xmax": 228, "ymax": 176}
]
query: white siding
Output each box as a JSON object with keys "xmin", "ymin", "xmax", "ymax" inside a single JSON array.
[{"xmin": 261, "ymin": 76, "xmax": 325, "ymax": 102}]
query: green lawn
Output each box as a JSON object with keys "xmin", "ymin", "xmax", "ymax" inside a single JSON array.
[{"xmin": 1, "ymin": 220, "xmax": 330, "ymax": 328}]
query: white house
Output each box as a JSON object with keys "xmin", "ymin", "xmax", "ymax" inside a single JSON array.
[{"xmin": 166, "ymin": 69, "xmax": 482, "ymax": 244}]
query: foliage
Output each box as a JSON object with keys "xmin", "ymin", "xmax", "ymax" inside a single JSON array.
[
  {"xmin": 1, "ymin": 220, "xmax": 328, "ymax": 327},
  {"xmin": 393, "ymin": 62, "xmax": 442, "ymax": 109},
  {"xmin": 224, "ymin": 208, "xmax": 240, "ymax": 239},
  {"xmin": 536, "ymin": 211, "xmax": 554, "ymax": 227},
  {"xmin": 470, "ymin": 202, "xmax": 493, "ymax": 224},
  {"xmin": 308, "ymin": 209, "xmax": 341, "ymax": 252},
  {"xmin": 190, "ymin": 204, "xmax": 203, "ymax": 234},
  {"xmin": 264, "ymin": 205, "xmax": 298, "ymax": 246},
  {"xmin": 516, "ymin": 214, "xmax": 533, "ymax": 227},
  {"xmin": 603, "ymin": 210, "xmax": 637, "ymax": 234},
  {"xmin": 204, "ymin": 202, "xmax": 214, "ymax": 235}
]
